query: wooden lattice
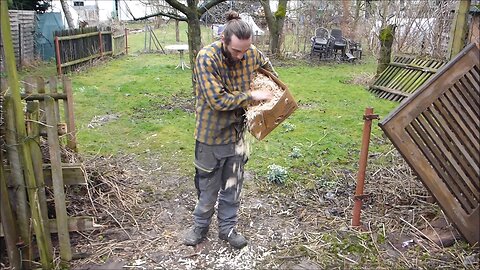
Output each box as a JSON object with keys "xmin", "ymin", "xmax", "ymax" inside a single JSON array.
[
  {"xmin": 370, "ymin": 56, "xmax": 447, "ymax": 102},
  {"xmin": 379, "ymin": 43, "xmax": 479, "ymax": 246}
]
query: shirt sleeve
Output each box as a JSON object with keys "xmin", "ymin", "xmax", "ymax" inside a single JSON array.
[
  {"xmin": 256, "ymin": 49, "xmax": 278, "ymax": 77},
  {"xmin": 195, "ymin": 54, "xmax": 253, "ymax": 111}
]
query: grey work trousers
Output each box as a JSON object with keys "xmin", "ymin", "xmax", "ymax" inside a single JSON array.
[{"xmin": 192, "ymin": 140, "xmax": 245, "ymax": 236}]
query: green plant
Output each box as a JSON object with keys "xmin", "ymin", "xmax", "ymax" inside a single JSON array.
[
  {"xmin": 267, "ymin": 164, "xmax": 288, "ymax": 184},
  {"xmin": 282, "ymin": 122, "xmax": 296, "ymax": 132},
  {"xmin": 288, "ymin": 146, "xmax": 302, "ymax": 159}
]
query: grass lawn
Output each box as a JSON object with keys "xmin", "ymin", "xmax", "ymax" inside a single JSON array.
[
  {"xmin": 20, "ymin": 24, "xmax": 398, "ymax": 183},
  {"xmin": 57, "ymin": 55, "xmax": 397, "ymax": 185}
]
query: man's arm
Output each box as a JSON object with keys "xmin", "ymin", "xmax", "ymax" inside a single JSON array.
[
  {"xmin": 196, "ymin": 55, "xmax": 253, "ymax": 111},
  {"xmin": 257, "ymin": 49, "xmax": 278, "ymax": 77}
]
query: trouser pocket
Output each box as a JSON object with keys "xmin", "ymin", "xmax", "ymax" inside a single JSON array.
[{"xmin": 194, "ymin": 141, "xmax": 220, "ymax": 197}]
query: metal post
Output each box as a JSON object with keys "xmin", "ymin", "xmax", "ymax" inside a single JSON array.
[
  {"xmin": 352, "ymin": 107, "xmax": 379, "ymax": 227},
  {"xmin": 125, "ymin": 28, "xmax": 128, "ymax": 55},
  {"xmin": 98, "ymin": 31, "xmax": 103, "ymax": 57},
  {"xmin": 54, "ymin": 36, "xmax": 62, "ymax": 75}
]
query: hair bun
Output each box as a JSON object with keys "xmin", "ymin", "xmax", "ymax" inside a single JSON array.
[{"xmin": 225, "ymin": 11, "xmax": 241, "ymax": 22}]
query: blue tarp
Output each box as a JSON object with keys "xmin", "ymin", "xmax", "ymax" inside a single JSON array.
[{"xmin": 36, "ymin": 12, "xmax": 64, "ymax": 60}]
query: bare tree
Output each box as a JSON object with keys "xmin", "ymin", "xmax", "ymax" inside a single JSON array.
[
  {"xmin": 341, "ymin": 0, "xmax": 351, "ymax": 38},
  {"xmin": 259, "ymin": 0, "xmax": 289, "ymax": 56},
  {"xmin": 60, "ymin": 0, "xmax": 74, "ymax": 28},
  {"xmin": 135, "ymin": 0, "xmax": 227, "ymax": 67}
]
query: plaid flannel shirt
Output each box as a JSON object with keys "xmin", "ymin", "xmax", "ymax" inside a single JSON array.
[{"xmin": 193, "ymin": 41, "xmax": 277, "ymax": 145}]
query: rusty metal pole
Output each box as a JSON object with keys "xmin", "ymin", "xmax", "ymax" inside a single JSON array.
[
  {"xmin": 98, "ymin": 31, "xmax": 104, "ymax": 57},
  {"xmin": 352, "ymin": 107, "xmax": 379, "ymax": 227},
  {"xmin": 54, "ymin": 36, "xmax": 62, "ymax": 75},
  {"xmin": 125, "ymin": 28, "xmax": 128, "ymax": 55}
]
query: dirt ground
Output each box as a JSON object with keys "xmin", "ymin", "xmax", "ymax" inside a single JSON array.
[
  {"xmin": 69, "ymin": 153, "xmax": 324, "ymax": 269},
  {"xmin": 58, "ymin": 149, "xmax": 478, "ymax": 270},
  {"xmin": 1, "ymin": 146, "xmax": 477, "ymax": 269}
]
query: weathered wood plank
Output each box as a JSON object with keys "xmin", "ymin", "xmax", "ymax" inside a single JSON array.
[
  {"xmin": 5, "ymin": 164, "xmax": 86, "ymax": 187},
  {"xmin": 25, "ymin": 77, "xmax": 54, "ymax": 260},
  {"xmin": 49, "ymin": 76, "xmax": 61, "ymax": 123},
  {"xmin": 0, "ymin": 151, "xmax": 21, "ymax": 269},
  {"xmin": 3, "ymin": 96, "xmax": 33, "ymax": 265},
  {"xmin": 45, "ymin": 96, "xmax": 72, "ymax": 261},
  {"xmin": 62, "ymin": 76, "xmax": 77, "ymax": 151},
  {"xmin": 370, "ymin": 85, "xmax": 409, "ymax": 98}
]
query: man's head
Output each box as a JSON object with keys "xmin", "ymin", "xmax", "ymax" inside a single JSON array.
[{"xmin": 221, "ymin": 11, "xmax": 253, "ymax": 65}]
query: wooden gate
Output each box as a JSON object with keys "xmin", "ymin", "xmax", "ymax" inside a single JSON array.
[{"xmin": 379, "ymin": 43, "xmax": 479, "ymax": 246}]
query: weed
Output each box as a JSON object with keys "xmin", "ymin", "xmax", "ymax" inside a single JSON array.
[
  {"xmin": 282, "ymin": 122, "xmax": 296, "ymax": 132},
  {"xmin": 288, "ymin": 146, "xmax": 302, "ymax": 159},
  {"xmin": 267, "ymin": 164, "xmax": 288, "ymax": 184}
]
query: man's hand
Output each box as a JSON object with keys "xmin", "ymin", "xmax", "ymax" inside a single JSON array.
[{"xmin": 251, "ymin": 90, "xmax": 273, "ymax": 101}]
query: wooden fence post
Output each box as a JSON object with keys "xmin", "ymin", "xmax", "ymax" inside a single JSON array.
[
  {"xmin": 25, "ymin": 77, "xmax": 54, "ymax": 261},
  {"xmin": 45, "ymin": 96, "xmax": 72, "ymax": 262},
  {"xmin": 1, "ymin": 3, "xmax": 53, "ymax": 268},
  {"xmin": 0, "ymin": 151, "xmax": 21, "ymax": 270},
  {"xmin": 49, "ymin": 76, "xmax": 61, "ymax": 123},
  {"xmin": 62, "ymin": 76, "xmax": 77, "ymax": 151},
  {"xmin": 55, "ymin": 36, "xmax": 62, "ymax": 75},
  {"xmin": 99, "ymin": 31, "xmax": 104, "ymax": 57}
]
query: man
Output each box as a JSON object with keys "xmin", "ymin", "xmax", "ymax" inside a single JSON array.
[{"xmin": 184, "ymin": 11, "xmax": 277, "ymax": 249}]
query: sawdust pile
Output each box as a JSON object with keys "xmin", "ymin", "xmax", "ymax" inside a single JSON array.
[{"xmin": 245, "ymin": 73, "xmax": 284, "ymax": 123}]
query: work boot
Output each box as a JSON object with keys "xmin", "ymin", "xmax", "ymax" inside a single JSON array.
[
  {"xmin": 183, "ymin": 226, "xmax": 209, "ymax": 246},
  {"xmin": 219, "ymin": 229, "xmax": 247, "ymax": 249}
]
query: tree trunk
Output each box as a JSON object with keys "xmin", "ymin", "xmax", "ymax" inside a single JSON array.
[
  {"xmin": 269, "ymin": 23, "xmax": 281, "ymax": 55},
  {"xmin": 341, "ymin": 0, "xmax": 351, "ymax": 38},
  {"xmin": 351, "ymin": 0, "xmax": 362, "ymax": 41},
  {"xmin": 186, "ymin": 14, "xmax": 201, "ymax": 68},
  {"xmin": 175, "ymin": 20, "xmax": 180, "ymax": 42},
  {"xmin": 60, "ymin": 0, "xmax": 74, "ymax": 28},
  {"xmin": 377, "ymin": 24, "xmax": 396, "ymax": 76},
  {"xmin": 260, "ymin": 0, "xmax": 289, "ymax": 56}
]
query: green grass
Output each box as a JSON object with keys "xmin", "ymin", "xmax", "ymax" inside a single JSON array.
[
  {"xmin": 246, "ymin": 62, "xmax": 396, "ymax": 184},
  {"xmin": 19, "ymin": 26, "xmax": 398, "ymax": 183},
  {"xmin": 70, "ymin": 53, "xmax": 194, "ymax": 171},
  {"xmin": 67, "ymin": 53, "xmax": 397, "ymax": 182}
]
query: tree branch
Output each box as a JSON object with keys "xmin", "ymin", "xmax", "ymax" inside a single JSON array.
[
  {"xmin": 260, "ymin": 0, "xmax": 274, "ymax": 29},
  {"xmin": 198, "ymin": 0, "xmax": 228, "ymax": 16},
  {"xmin": 165, "ymin": 0, "xmax": 189, "ymax": 16},
  {"xmin": 134, "ymin": 11, "xmax": 187, "ymax": 21}
]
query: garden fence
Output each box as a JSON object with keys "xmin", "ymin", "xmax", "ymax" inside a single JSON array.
[{"xmin": 54, "ymin": 26, "xmax": 127, "ymax": 74}]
